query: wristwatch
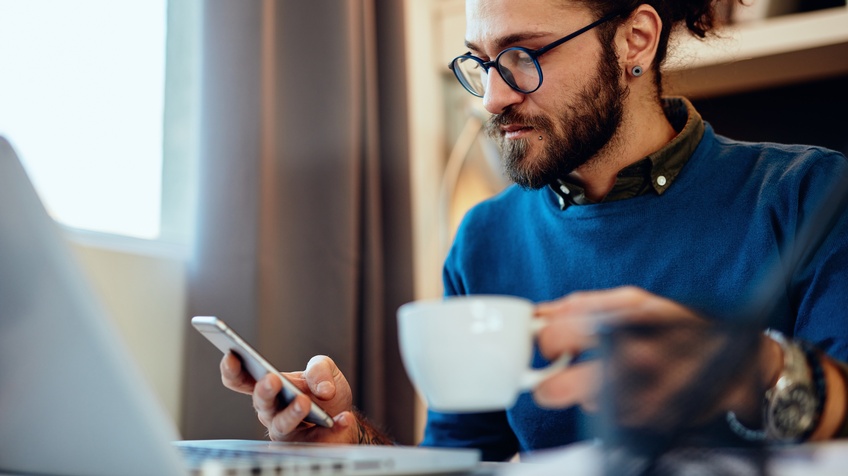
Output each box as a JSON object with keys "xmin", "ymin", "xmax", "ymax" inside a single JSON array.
[{"xmin": 763, "ymin": 329, "xmax": 822, "ymax": 441}]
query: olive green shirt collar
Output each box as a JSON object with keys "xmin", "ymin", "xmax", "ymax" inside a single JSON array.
[{"xmin": 551, "ymin": 97, "xmax": 705, "ymax": 209}]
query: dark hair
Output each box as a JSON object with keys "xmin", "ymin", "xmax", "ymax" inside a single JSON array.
[{"xmin": 576, "ymin": 1, "xmax": 742, "ymax": 93}]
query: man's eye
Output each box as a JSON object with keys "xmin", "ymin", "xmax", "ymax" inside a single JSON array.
[{"xmin": 516, "ymin": 51, "xmax": 534, "ymax": 65}]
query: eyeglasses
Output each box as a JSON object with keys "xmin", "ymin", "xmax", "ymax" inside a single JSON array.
[{"xmin": 449, "ymin": 12, "xmax": 618, "ymax": 98}]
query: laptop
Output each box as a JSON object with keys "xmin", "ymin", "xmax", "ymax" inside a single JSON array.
[{"xmin": 0, "ymin": 136, "xmax": 481, "ymax": 476}]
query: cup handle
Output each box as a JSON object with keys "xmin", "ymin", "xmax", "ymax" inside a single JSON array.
[
  {"xmin": 520, "ymin": 317, "xmax": 572, "ymax": 389},
  {"xmin": 529, "ymin": 318, "xmax": 548, "ymax": 334},
  {"xmin": 519, "ymin": 352, "xmax": 571, "ymax": 390}
]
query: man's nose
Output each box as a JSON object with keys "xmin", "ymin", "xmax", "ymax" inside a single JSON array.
[{"xmin": 482, "ymin": 67, "xmax": 525, "ymax": 115}]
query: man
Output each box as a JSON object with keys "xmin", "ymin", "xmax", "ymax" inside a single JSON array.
[{"xmin": 222, "ymin": 0, "xmax": 848, "ymax": 461}]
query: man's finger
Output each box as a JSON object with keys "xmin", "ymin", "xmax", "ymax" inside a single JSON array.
[
  {"xmin": 303, "ymin": 355, "xmax": 339, "ymax": 400},
  {"xmin": 220, "ymin": 352, "xmax": 256, "ymax": 395},
  {"xmin": 533, "ymin": 361, "xmax": 601, "ymax": 409},
  {"xmin": 266, "ymin": 393, "xmax": 313, "ymax": 441},
  {"xmin": 534, "ymin": 313, "xmax": 599, "ymax": 362}
]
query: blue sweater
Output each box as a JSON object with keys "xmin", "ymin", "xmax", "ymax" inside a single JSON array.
[{"xmin": 422, "ymin": 124, "xmax": 848, "ymax": 460}]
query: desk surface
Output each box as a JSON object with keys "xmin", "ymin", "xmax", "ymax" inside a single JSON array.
[
  {"xmin": 4, "ymin": 442, "xmax": 847, "ymax": 476},
  {"xmin": 495, "ymin": 440, "xmax": 848, "ymax": 476}
]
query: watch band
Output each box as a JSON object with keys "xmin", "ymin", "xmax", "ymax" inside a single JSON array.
[{"xmin": 726, "ymin": 411, "xmax": 765, "ymax": 442}]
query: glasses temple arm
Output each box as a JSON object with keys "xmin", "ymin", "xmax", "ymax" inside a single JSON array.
[{"xmin": 533, "ymin": 11, "xmax": 621, "ymax": 58}]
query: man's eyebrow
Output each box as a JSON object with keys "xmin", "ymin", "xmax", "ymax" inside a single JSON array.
[{"xmin": 465, "ymin": 32, "xmax": 552, "ymax": 56}]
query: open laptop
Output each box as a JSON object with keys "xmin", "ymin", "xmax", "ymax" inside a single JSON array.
[{"xmin": 0, "ymin": 136, "xmax": 481, "ymax": 476}]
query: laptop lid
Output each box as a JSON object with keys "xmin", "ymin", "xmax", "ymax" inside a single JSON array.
[
  {"xmin": 0, "ymin": 137, "xmax": 481, "ymax": 476},
  {"xmin": 0, "ymin": 136, "xmax": 188, "ymax": 476}
]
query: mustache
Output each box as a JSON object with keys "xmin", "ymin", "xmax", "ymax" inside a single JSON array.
[{"xmin": 485, "ymin": 108, "xmax": 554, "ymax": 136}]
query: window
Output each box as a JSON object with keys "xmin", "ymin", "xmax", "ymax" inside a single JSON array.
[{"xmin": 0, "ymin": 0, "xmax": 168, "ymax": 240}]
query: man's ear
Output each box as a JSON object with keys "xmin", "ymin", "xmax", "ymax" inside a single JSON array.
[{"xmin": 617, "ymin": 4, "xmax": 662, "ymax": 75}]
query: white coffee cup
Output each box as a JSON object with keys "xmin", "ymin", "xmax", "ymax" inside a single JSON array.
[{"xmin": 397, "ymin": 295, "xmax": 570, "ymax": 412}]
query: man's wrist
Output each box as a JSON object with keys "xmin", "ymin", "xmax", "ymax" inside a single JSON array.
[
  {"xmin": 808, "ymin": 356, "xmax": 847, "ymax": 440},
  {"xmin": 724, "ymin": 333, "xmax": 781, "ymax": 431}
]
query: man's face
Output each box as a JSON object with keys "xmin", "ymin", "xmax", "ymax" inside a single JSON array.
[{"xmin": 465, "ymin": 0, "xmax": 625, "ymax": 189}]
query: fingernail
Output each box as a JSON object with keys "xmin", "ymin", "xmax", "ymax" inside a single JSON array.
[
  {"xmin": 317, "ymin": 381, "xmax": 331, "ymax": 396},
  {"xmin": 293, "ymin": 400, "xmax": 303, "ymax": 413},
  {"xmin": 336, "ymin": 413, "xmax": 348, "ymax": 426}
]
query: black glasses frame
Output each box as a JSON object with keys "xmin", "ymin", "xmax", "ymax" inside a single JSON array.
[{"xmin": 449, "ymin": 12, "xmax": 620, "ymax": 98}]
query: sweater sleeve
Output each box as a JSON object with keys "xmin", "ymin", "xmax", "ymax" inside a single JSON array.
[
  {"xmin": 420, "ymin": 409, "xmax": 520, "ymax": 462},
  {"xmin": 788, "ymin": 149, "xmax": 848, "ymax": 362}
]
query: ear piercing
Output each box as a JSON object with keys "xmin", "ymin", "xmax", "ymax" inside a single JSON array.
[
  {"xmin": 631, "ymin": 65, "xmax": 643, "ymax": 77},
  {"xmin": 539, "ymin": 136, "xmax": 543, "ymax": 140}
]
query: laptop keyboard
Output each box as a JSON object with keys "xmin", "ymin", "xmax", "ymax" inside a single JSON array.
[{"xmin": 177, "ymin": 444, "xmax": 350, "ymax": 475}]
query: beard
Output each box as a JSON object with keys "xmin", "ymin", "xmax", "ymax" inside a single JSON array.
[{"xmin": 485, "ymin": 43, "xmax": 626, "ymax": 190}]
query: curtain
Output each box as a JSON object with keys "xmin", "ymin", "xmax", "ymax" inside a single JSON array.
[{"xmin": 180, "ymin": 0, "xmax": 416, "ymax": 444}]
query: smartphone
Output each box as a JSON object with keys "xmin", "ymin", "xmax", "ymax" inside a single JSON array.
[{"xmin": 191, "ymin": 315, "xmax": 334, "ymax": 428}]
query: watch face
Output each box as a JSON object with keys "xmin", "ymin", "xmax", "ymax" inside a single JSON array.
[{"xmin": 768, "ymin": 385, "xmax": 817, "ymax": 438}]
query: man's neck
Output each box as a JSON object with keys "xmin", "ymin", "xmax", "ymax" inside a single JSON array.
[{"xmin": 568, "ymin": 98, "xmax": 676, "ymax": 202}]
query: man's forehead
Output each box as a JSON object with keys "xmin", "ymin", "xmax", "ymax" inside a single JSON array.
[{"xmin": 464, "ymin": 0, "xmax": 589, "ymax": 50}]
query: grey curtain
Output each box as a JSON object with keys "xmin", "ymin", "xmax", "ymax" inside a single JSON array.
[{"xmin": 180, "ymin": 0, "xmax": 416, "ymax": 444}]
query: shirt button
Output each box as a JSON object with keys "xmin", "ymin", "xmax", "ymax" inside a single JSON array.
[{"xmin": 657, "ymin": 175, "xmax": 667, "ymax": 187}]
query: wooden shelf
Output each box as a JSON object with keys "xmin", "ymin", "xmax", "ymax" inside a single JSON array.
[{"xmin": 665, "ymin": 6, "xmax": 848, "ymax": 98}]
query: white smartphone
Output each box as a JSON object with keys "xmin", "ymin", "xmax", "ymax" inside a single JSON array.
[{"xmin": 191, "ymin": 315, "xmax": 334, "ymax": 428}]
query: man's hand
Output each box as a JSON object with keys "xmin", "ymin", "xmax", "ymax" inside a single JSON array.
[
  {"xmin": 532, "ymin": 286, "xmax": 700, "ymax": 408},
  {"xmin": 532, "ymin": 286, "xmax": 779, "ymax": 430},
  {"xmin": 220, "ymin": 354, "xmax": 359, "ymax": 443}
]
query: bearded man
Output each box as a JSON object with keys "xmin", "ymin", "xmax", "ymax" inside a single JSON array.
[{"xmin": 222, "ymin": 0, "xmax": 848, "ymax": 462}]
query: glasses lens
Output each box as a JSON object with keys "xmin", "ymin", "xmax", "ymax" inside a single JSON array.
[
  {"xmin": 452, "ymin": 56, "xmax": 487, "ymax": 97},
  {"xmin": 498, "ymin": 48, "xmax": 541, "ymax": 93}
]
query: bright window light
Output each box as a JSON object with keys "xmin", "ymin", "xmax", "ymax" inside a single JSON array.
[{"xmin": 0, "ymin": 0, "xmax": 167, "ymax": 239}]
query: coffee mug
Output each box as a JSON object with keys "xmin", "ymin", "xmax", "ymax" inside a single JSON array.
[{"xmin": 397, "ymin": 295, "xmax": 570, "ymax": 412}]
